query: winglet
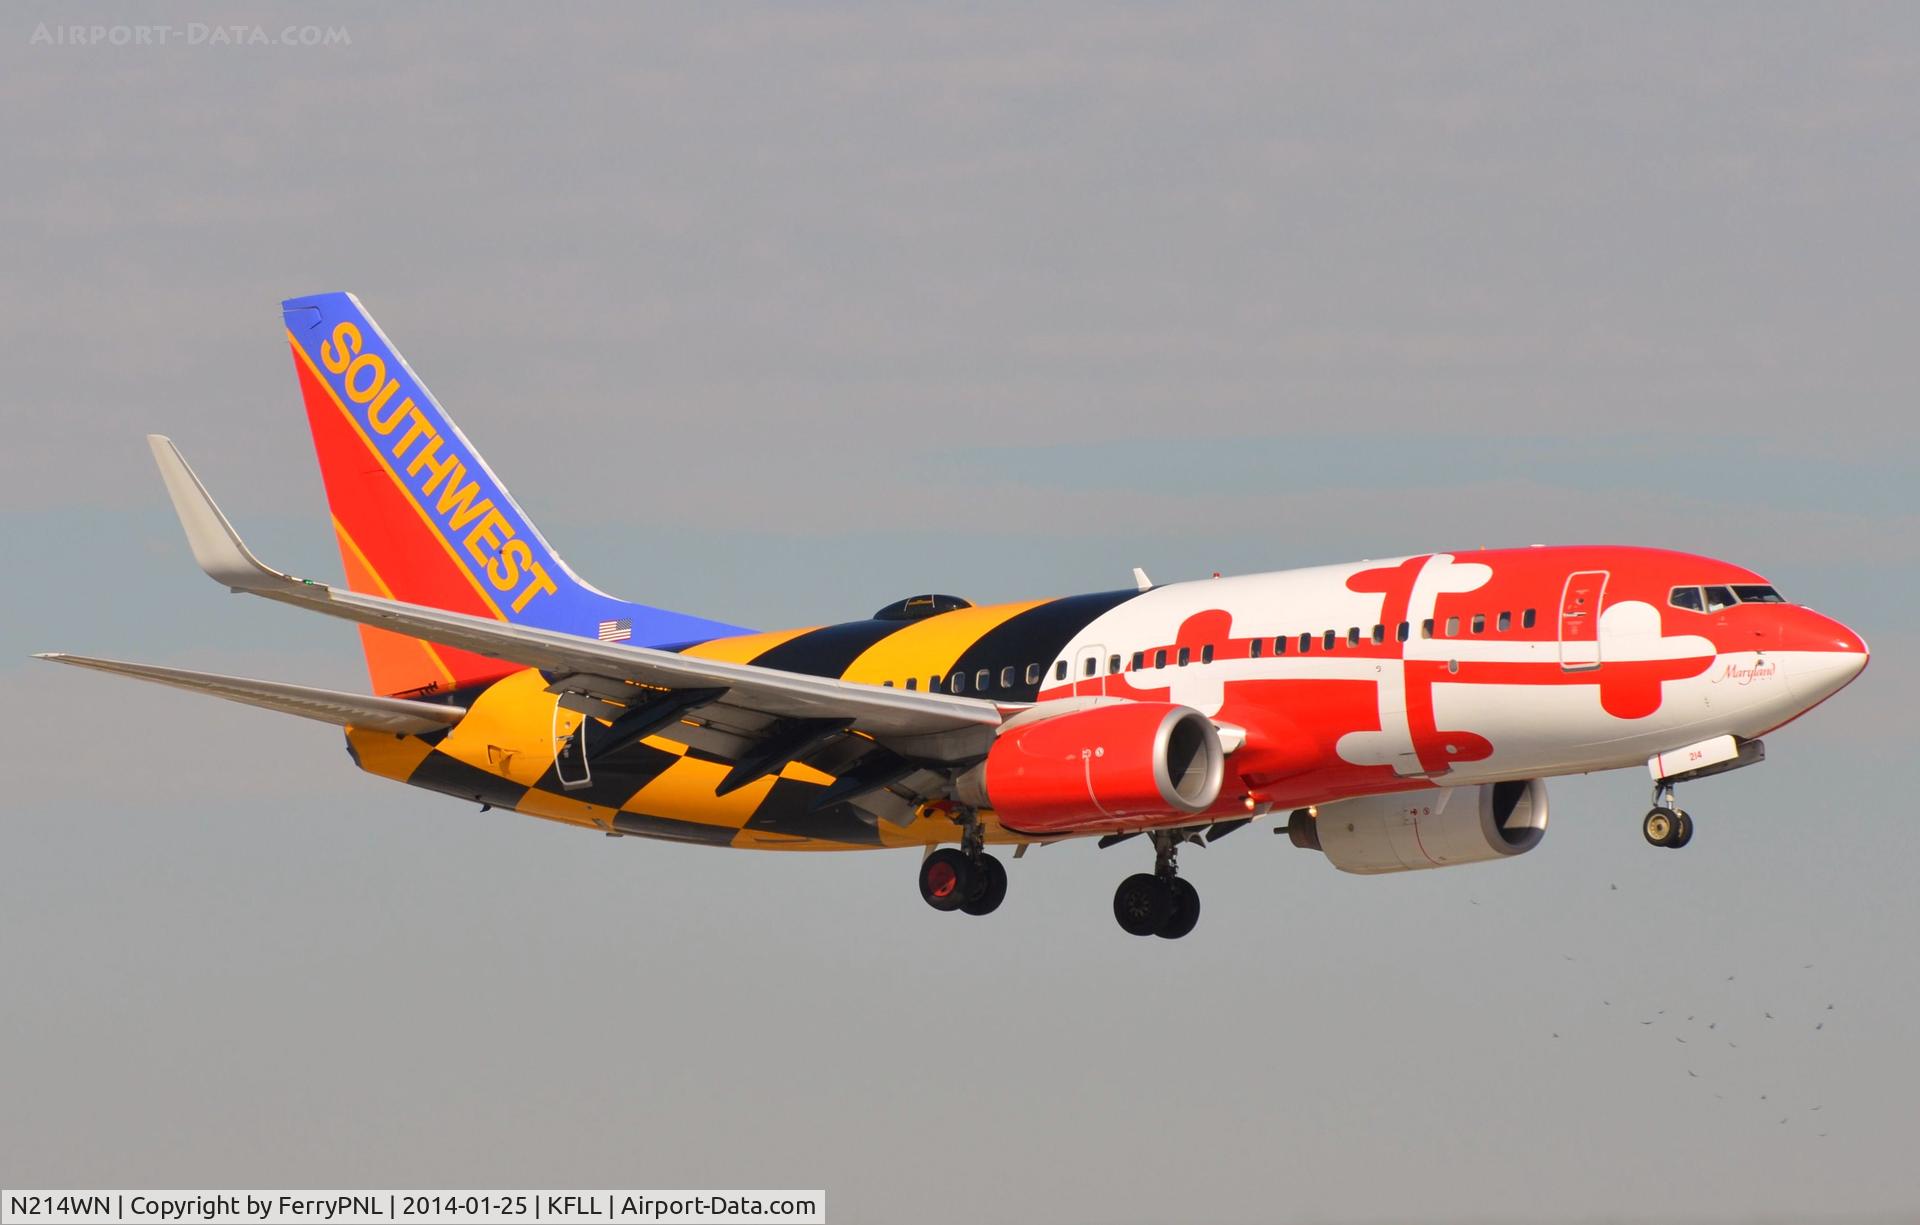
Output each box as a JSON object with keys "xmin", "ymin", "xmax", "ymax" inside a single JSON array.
[
  {"xmin": 146, "ymin": 434, "xmax": 290, "ymax": 591},
  {"xmin": 1132, "ymin": 566, "xmax": 1153, "ymax": 592}
]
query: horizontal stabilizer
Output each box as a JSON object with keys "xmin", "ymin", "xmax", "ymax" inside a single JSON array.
[{"xmin": 34, "ymin": 653, "xmax": 467, "ymax": 734}]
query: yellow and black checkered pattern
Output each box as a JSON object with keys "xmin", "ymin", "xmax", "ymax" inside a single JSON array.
[{"xmin": 348, "ymin": 589, "xmax": 1141, "ymax": 850}]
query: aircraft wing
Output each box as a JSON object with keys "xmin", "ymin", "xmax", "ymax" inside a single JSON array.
[
  {"xmin": 146, "ymin": 435, "xmax": 1007, "ymax": 759},
  {"xmin": 35, "ymin": 653, "xmax": 467, "ymax": 734}
]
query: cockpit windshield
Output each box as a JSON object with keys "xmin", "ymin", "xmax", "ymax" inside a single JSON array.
[{"xmin": 1669, "ymin": 583, "xmax": 1786, "ymax": 611}]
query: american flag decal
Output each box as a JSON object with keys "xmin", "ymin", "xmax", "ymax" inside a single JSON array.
[{"xmin": 597, "ymin": 618, "xmax": 632, "ymax": 643}]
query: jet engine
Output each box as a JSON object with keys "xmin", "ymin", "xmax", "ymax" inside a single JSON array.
[
  {"xmin": 1288, "ymin": 779, "xmax": 1549, "ymax": 874},
  {"xmin": 955, "ymin": 702, "xmax": 1225, "ymax": 834}
]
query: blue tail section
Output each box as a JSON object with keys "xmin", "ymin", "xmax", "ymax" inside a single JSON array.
[{"xmin": 282, "ymin": 291, "xmax": 748, "ymax": 650}]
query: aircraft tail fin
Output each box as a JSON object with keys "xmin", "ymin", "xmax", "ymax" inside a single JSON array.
[{"xmin": 279, "ymin": 292, "xmax": 743, "ymax": 695}]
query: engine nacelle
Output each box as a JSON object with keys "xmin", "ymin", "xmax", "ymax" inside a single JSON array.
[
  {"xmin": 955, "ymin": 702, "xmax": 1225, "ymax": 834},
  {"xmin": 1291, "ymin": 779, "xmax": 1549, "ymax": 874}
]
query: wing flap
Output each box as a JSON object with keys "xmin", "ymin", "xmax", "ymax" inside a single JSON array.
[{"xmin": 35, "ymin": 653, "xmax": 467, "ymax": 734}]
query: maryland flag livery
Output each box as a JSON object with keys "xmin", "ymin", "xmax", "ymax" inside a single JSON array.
[{"xmin": 40, "ymin": 294, "xmax": 1871, "ymax": 938}]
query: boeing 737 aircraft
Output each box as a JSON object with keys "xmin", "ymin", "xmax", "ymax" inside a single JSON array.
[{"xmin": 39, "ymin": 293, "xmax": 1870, "ymax": 938}]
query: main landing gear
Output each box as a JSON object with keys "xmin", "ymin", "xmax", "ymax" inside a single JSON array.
[
  {"xmin": 1644, "ymin": 782, "xmax": 1694, "ymax": 849},
  {"xmin": 917, "ymin": 812, "xmax": 1007, "ymax": 917},
  {"xmin": 1113, "ymin": 831, "xmax": 1201, "ymax": 940}
]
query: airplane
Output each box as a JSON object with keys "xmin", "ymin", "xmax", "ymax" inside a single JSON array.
[{"xmin": 38, "ymin": 293, "xmax": 1870, "ymax": 939}]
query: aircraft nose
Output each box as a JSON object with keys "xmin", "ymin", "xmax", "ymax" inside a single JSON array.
[{"xmin": 1781, "ymin": 609, "xmax": 1869, "ymax": 706}]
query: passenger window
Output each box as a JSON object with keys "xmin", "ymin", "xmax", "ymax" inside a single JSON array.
[
  {"xmin": 1422, "ymin": 618, "xmax": 1434, "ymax": 639},
  {"xmin": 1471, "ymin": 614, "xmax": 1486, "ymax": 635},
  {"xmin": 1522, "ymin": 609, "xmax": 1536, "ymax": 629},
  {"xmin": 1347, "ymin": 627, "xmax": 1361, "ymax": 646},
  {"xmin": 1396, "ymin": 621, "xmax": 1410, "ymax": 642},
  {"xmin": 929, "ymin": 676, "xmax": 939, "ymax": 692},
  {"xmin": 1082, "ymin": 656, "xmax": 1098, "ymax": 678},
  {"xmin": 1178, "ymin": 646, "xmax": 1191, "ymax": 666},
  {"xmin": 1201, "ymin": 644, "xmax": 1215, "ymax": 664},
  {"xmin": 1497, "ymin": 611, "xmax": 1511, "ymax": 632},
  {"xmin": 1025, "ymin": 663, "xmax": 1041, "ymax": 685},
  {"xmin": 1274, "ymin": 636, "xmax": 1287, "ymax": 655},
  {"xmin": 1299, "ymin": 632, "xmax": 1312, "ymax": 654},
  {"xmin": 950, "ymin": 673, "xmax": 966, "ymax": 694},
  {"xmin": 1704, "ymin": 585, "xmax": 1737, "ymax": 612},
  {"xmin": 1154, "ymin": 649, "xmax": 1167, "ymax": 668},
  {"xmin": 1371, "ymin": 624, "xmax": 1385, "ymax": 644},
  {"xmin": 1733, "ymin": 584, "xmax": 1785, "ymax": 604},
  {"xmin": 1324, "ymin": 630, "xmax": 1337, "ymax": 651},
  {"xmin": 883, "ymin": 679, "xmax": 894, "ymax": 687},
  {"xmin": 1108, "ymin": 654, "xmax": 1121, "ymax": 674},
  {"xmin": 905, "ymin": 677, "xmax": 917, "ymax": 691},
  {"xmin": 1054, "ymin": 660, "xmax": 1068, "ymax": 682},
  {"xmin": 1249, "ymin": 639, "xmax": 1263, "ymax": 659},
  {"xmin": 1132, "ymin": 651, "xmax": 1145, "ymax": 671},
  {"xmin": 1669, "ymin": 586, "xmax": 1704, "ymax": 612},
  {"xmin": 1445, "ymin": 616, "xmax": 1460, "ymax": 637}
]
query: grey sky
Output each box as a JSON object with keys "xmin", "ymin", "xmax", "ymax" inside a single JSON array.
[{"xmin": 3, "ymin": 5, "xmax": 1916, "ymax": 1222}]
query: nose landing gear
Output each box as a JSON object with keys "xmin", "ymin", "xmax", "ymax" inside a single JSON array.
[
  {"xmin": 1112, "ymin": 830, "xmax": 1201, "ymax": 939},
  {"xmin": 1644, "ymin": 783, "xmax": 1694, "ymax": 849}
]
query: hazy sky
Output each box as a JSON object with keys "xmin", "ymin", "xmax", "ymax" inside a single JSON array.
[{"xmin": 3, "ymin": 6, "xmax": 1917, "ymax": 1223}]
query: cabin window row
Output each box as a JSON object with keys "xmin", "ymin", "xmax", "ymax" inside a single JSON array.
[
  {"xmin": 1121, "ymin": 608, "xmax": 1539, "ymax": 670},
  {"xmin": 881, "ymin": 663, "xmax": 1046, "ymax": 694},
  {"xmin": 876, "ymin": 607, "xmax": 1542, "ymax": 692}
]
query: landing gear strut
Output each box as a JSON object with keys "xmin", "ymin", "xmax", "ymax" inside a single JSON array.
[
  {"xmin": 917, "ymin": 809, "xmax": 1007, "ymax": 916},
  {"xmin": 1112, "ymin": 830, "xmax": 1201, "ymax": 939},
  {"xmin": 1644, "ymin": 782, "xmax": 1694, "ymax": 849}
]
